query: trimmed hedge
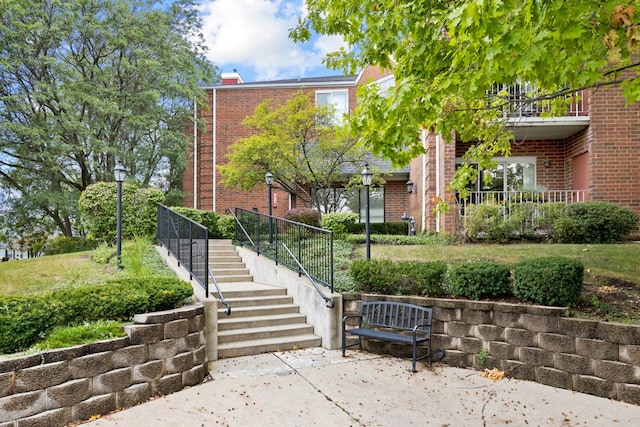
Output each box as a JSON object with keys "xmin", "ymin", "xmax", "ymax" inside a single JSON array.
[
  {"xmin": 169, "ymin": 207, "xmax": 235, "ymax": 239},
  {"xmin": 349, "ymin": 259, "xmax": 447, "ymax": 296},
  {"xmin": 444, "ymin": 261, "xmax": 512, "ymax": 300},
  {"xmin": 554, "ymin": 201, "xmax": 639, "ymax": 243},
  {"xmin": 347, "ymin": 221, "xmax": 409, "ymax": 235},
  {"xmin": 321, "ymin": 212, "xmax": 358, "ymax": 238},
  {"xmin": 285, "ymin": 208, "xmax": 321, "ymax": 227},
  {"xmin": 0, "ymin": 277, "xmax": 193, "ymax": 354},
  {"xmin": 513, "ymin": 257, "xmax": 584, "ymax": 307}
]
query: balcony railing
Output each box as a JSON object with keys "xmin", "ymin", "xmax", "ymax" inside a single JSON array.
[
  {"xmin": 458, "ymin": 190, "xmax": 589, "ymax": 221},
  {"xmin": 489, "ymin": 83, "xmax": 587, "ymax": 118}
]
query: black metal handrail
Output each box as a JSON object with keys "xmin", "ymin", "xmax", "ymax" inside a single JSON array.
[
  {"xmin": 280, "ymin": 243, "xmax": 335, "ymax": 308},
  {"xmin": 229, "ymin": 207, "xmax": 334, "ymax": 302},
  {"xmin": 157, "ymin": 204, "xmax": 231, "ymax": 315}
]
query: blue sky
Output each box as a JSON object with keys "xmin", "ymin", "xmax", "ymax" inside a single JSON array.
[{"xmin": 198, "ymin": 0, "xmax": 348, "ymax": 82}]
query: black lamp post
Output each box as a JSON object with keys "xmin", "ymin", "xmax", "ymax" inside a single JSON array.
[
  {"xmin": 361, "ymin": 164, "xmax": 372, "ymax": 259},
  {"xmin": 265, "ymin": 171, "xmax": 274, "ymax": 244},
  {"xmin": 114, "ymin": 159, "xmax": 126, "ymax": 269}
]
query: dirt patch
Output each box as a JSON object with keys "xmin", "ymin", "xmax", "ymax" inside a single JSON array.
[{"xmin": 574, "ymin": 277, "xmax": 640, "ymax": 323}]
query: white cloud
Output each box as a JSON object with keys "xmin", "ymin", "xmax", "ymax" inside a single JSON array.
[{"xmin": 199, "ymin": 0, "xmax": 347, "ymax": 81}]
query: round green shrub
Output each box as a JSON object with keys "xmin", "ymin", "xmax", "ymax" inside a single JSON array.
[
  {"xmin": 396, "ymin": 261, "xmax": 447, "ymax": 296},
  {"xmin": 513, "ymin": 257, "xmax": 584, "ymax": 307},
  {"xmin": 349, "ymin": 259, "xmax": 400, "ymax": 294},
  {"xmin": 554, "ymin": 201, "xmax": 639, "ymax": 243},
  {"xmin": 445, "ymin": 261, "xmax": 511, "ymax": 300},
  {"xmin": 285, "ymin": 208, "xmax": 321, "ymax": 227},
  {"xmin": 321, "ymin": 212, "xmax": 358, "ymax": 238}
]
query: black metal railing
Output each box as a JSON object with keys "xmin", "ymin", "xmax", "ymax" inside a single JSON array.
[
  {"xmin": 157, "ymin": 204, "xmax": 231, "ymax": 315},
  {"xmin": 228, "ymin": 208, "xmax": 334, "ymax": 294}
]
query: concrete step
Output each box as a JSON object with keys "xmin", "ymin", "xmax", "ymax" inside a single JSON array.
[
  {"xmin": 218, "ymin": 304, "xmax": 300, "ymax": 318},
  {"xmin": 209, "ymin": 249, "xmax": 239, "ymax": 257},
  {"xmin": 215, "ymin": 274, "xmax": 253, "ymax": 283},
  {"xmin": 218, "ymin": 313, "xmax": 307, "ymax": 331},
  {"xmin": 218, "ymin": 323, "xmax": 315, "ymax": 344},
  {"xmin": 209, "ymin": 261, "xmax": 246, "ymax": 269},
  {"xmin": 212, "ymin": 283, "xmax": 286, "ymax": 299},
  {"xmin": 211, "ymin": 267, "xmax": 250, "ymax": 276},
  {"xmin": 217, "ymin": 334, "xmax": 321, "ymax": 359},
  {"xmin": 217, "ymin": 294, "xmax": 293, "ymax": 309},
  {"xmin": 208, "ymin": 255, "xmax": 242, "ymax": 263}
]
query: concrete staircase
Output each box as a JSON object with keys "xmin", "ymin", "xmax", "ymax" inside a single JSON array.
[{"xmin": 208, "ymin": 240, "xmax": 321, "ymax": 358}]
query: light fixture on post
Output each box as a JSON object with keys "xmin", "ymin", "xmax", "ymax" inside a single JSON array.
[
  {"xmin": 265, "ymin": 171, "xmax": 274, "ymax": 244},
  {"xmin": 113, "ymin": 159, "xmax": 126, "ymax": 269},
  {"xmin": 361, "ymin": 163, "xmax": 373, "ymax": 259},
  {"xmin": 406, "ymin": 180, "xmax": 416, "ymax": 194}
]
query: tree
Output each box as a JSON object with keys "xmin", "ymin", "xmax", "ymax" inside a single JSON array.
[
  {"xmin": 0, "ymin": 0, "xmax": 216, "ymax": 239},
  {"xmin": 292, "ymin": 1, "xmax": 640, "ymax": 193},
  {"xmin": 218, "ymin": 91, "xmax": 367, "ymax": 213}
]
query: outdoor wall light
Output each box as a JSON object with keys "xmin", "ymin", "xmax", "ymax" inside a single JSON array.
[{"xmin": 406, "ymin": 180, "xmax": 416, "ymax": 194}]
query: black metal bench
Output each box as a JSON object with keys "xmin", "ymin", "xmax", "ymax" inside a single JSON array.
[{"xmin": 342, "ymin": 301, "xmax": 433, "ymax": 372}]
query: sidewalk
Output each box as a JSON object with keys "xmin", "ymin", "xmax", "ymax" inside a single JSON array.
[{"xmin": 80, "ymin": 348, "xmax": 640, "ymax": 426}]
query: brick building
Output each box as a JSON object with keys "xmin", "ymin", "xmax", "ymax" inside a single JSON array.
[{"xmin": 184, "ymin": 67, "xmax": 640, "ymax": 234}]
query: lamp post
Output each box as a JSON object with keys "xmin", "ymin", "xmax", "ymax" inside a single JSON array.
[
  {"xmin": 114, "ymin": 159, "xmax": 126, "ymax": 269},
  {"xmin": 361, "ymin": 164, "xmax": 372, "ymax": 259},
  {"xmin": 265, "ymin": 171, "xmax": 274, "ymax": 244}
]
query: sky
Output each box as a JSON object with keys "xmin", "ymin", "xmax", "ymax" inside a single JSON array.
[{"xmin": 198, "ymin": 0, "xmax": 348, "ymax": 83}]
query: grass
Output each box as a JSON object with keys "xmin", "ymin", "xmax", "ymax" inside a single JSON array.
[
  {"xmin": 0, "ymin": 240, "xmax": 176, "ymax": 353},
  {"xmin": 0, "ymin": 251, "xmax": 115, "ymax": 296}
]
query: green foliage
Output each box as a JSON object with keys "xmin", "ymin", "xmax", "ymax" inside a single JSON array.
[
  {"xmin": 91, "ymin": 242, "xmax": 116, "ymax": 264},
  {"xmin": 43, "ymin": 236, "xmax": 98, "ymax": 255},
  {"xmin": 218, "ymin": 91, "xmax": 366, "ymax": 211},
  {"xmin": 553, "ymin": 202, "xmax": 639, "ymax": 243},
  {"xmin": 513, "ymin": 257, "xmax": 584, "ymax": 307},
  {"xmin": 345, "ymin": 232, "xmax": 455, "ymax": 246},
  {"xmin": 463, "ymin": 203, "xmax": 521, "ymax": 243},
  {"xmin": 78, "ymin": 182, "xmax": 165, "ymax": 243},
  {"xmin": 347, "ymin": 221, "xmax": 410, "ymax": 235},
  {"xmin": 332, "ymin": 239, "xmax": 356, "ymax": 292},
  {"xmin": 284, "ymin": 208, "xmax": 321, "ymax": 227},
  {"xmin": 350, "ymin": 259, "xmax": 447, "ymax": 296},
  {"xmin": 293, "ymin": 0, "xmax": 640, "ymax": 198},
  {"xmin": 0, "ymin": 276, "xmax": 193, "ymax": 354},
  {"xmin": 444, "ymin": 262, "xmax": 511, "ymax": 300},
  {"xmin": 35, "ymin": 321, "xmax": 126, "ymax": 351},
  {"xmin": 0, "ymin": 295, "xmax": 58, "ymax": 353},
  {"xmin": 217, "ymin": 215, "xmax": 236, "ymax": 239},
  {"xmin": 321, "ymin": 212, "xmax": 359, "ymax": 238},
  {"xmin": 0, "ymin": 0, "xmax": 216, "ymax": 240},
  {"xmin": 53, "ymin": 284, "xmax": 150, "ymax": 325}
]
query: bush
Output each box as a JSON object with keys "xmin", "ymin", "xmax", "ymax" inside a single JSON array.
[
  {"xmin": 53, "ymin": 283, "xmax": 150, "ymax": 325},
  {"xmin": 285, "ymin": 208, "xmax": 321, "ymax": 227},
  {"xmin": 347, "ymin": 221, "xmax": 410, "ymax": 235},
  {"xmin": 444, "ymin": 261, "xmax": 511, "ymax": 300},
  {"xmin": 43, "ymin": 236, "xmax": 97, "ymax": 255},
  {"xmin": 35, "ymin": 320, "xmax": 127, "ymax": 350},
  {"xmin": 217, "ymin": 215, "xmax": 236, "ymax": 239},
  {"xmin": 349, "ymin": 259, "xmax": 447, "ymax": 296},
  {"xmin": 396, "ymin": 261, "xmax": 447, "ymax": 296},
  {"xmin": 553, "ymin": 201, "xmax": 639, "ymax": 243},
  {"xmin": 350, "ymin": 259, "xmax": 400, "ymax": 294},
  {"xmin": 78, "ymin": 182, "xmax": 165, "ymax": 243},
  {"xmin": 108, "ymin": 276, "xmax": 194, "ymax": 312},
  {"xmin": 321, "ymin": 212, "xmax": 358, "ymax": 238},
  {"xmin": 0, "ymin": 295, "xmax": 58, "ymax": 353},
  {"xmin": 463, "ymin": 203, "xmax": 519, "ymax": 243},
  {"xmin": 345, "ymin": 233, "xmax": 455, "ymax": 246},
  {"xmin": 513, "ymin": 257, "xmax": 584, "ymax": 307}
]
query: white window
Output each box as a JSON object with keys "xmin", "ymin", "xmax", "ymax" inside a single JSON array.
[
  {"xmin": 456, "ymin": 157, "xmax": 537, "ymax": 192},
  {"xmin": 316, "ymin": 90, "xmax": 348, "ymax": 122}
]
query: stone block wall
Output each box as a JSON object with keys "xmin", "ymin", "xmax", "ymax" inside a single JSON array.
[
  {"xmin": 0, "ymin": 303, "xmax": 207, "ymax": 427},
  {"xmin": 343, "ymin": 294, "xmax": 640, "ymax": 405}
]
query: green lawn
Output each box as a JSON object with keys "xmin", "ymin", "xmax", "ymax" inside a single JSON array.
[
  {"xmin": 0, "ymin": 251, "xmax": 115, "ymax": 296},
  {"xmin": 359, "ymin": 242, "xmax": 640, "ymax": 285}
]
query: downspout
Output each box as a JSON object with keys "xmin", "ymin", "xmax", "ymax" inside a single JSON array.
[
  {"xmin": 212, "ymin": 88, "xmax": 217, "ymax": 211},
  {"xmin": 435, "ymin": 133, "xmax": 441, "ymax": 233},
  {"xmin": 193, "ymin": 97, "xmax": 198, "ymax": 209}
]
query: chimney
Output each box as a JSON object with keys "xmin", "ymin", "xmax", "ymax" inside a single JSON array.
[{"xmin": 220, "ymin": 69, "xmax": 244, "ymax": 85}]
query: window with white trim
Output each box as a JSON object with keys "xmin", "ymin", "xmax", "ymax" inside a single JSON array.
[
  {"xmin": 316, "ymin": 90, "xmax": 348, "ymax": 123},
  {"xmin": 456, "ymin": 157, "xmax": 537, "ymax": 192}
]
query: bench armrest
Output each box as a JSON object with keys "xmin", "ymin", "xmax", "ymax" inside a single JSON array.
[
  {"xmin": 412, "ymin": 323, "xmax": 432, "ymax": 333},
  {"xmin": 342, "ymin": 314, "xmax": 363, "ymax": 325}
]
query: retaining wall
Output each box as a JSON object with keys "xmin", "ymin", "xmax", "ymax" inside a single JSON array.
[
  {"xmin": 0, "ymin": 303, "xmax": 207, "ymax": 426},
  {"xmin": 343, "ymin": 294, "xmax": 640, "ymax": 405}
]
